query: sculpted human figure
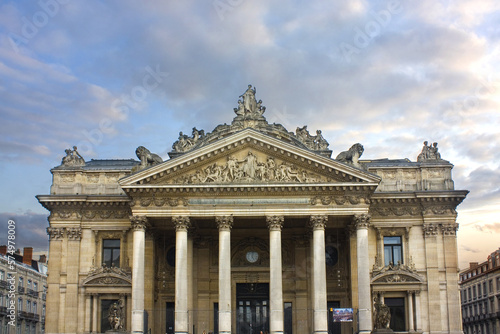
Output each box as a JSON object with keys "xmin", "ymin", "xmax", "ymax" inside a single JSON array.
[
  {"xmin": 61, "ymin": 146, "xmax": 85, "ymax": 166},
  {"xmin": 314, "ymin": 130, "xmax": 329, "ymax": 150},
  {"xmin": 241, "ymin": 151, "xmax": 257, "ymax": 178},
  {"xmin": 240, "ymin": 84, "xmax": 257, "ymax": 113},
  {"xmin": 417, "ymin": 141, "xmax": 442, "ymax": 161}
]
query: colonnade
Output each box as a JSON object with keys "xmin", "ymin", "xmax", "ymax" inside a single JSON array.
[{"xmin": 129, "ymin": 214, "xmax": 372, "ymax": 334}]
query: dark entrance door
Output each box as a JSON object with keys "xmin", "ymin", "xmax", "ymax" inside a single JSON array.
[
  {"xmin": 236, "ymin": 283, "xmax": 269, "ymax": 334},
  {"xmin": 166, "ymin": 302, "xmax": 174, "ymax": 334},
  {"xmin": 327, "ymin": 301, "xmax": 341, "ymax": 334}
]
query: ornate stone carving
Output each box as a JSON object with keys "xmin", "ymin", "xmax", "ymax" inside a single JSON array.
[
  {"xmin": 60, "ymin": 146, "xmax": 85, "ymax": 167},
  {"xmin": 47, "ymin": 227, "xmax": 65, "ymax": 240},
  {"xmin": 335, "ymin": 143, "xmax": 364, "ymax": 168},
  {"xmin": 353, "ymin": 214, "xmax": 371, "ymax": 229},
  {"xmin": 309, "ymin": 215, "xmax": 328, "ymax": 230},
  {"xmin": 423, "ymin": 206, "xmax": 456, "ymax": 215},
  {"xmin": 108, "ymin": 299, "xmax": 126, "ymax": 331},
  {"xmin": 173, "ymin": 152, "xmax": 322, "ymax": 184},
  {"xmin": 441, "ymin": 223, "xmax": 459, "ymax": 236},
  {"xmin": 266, "ymin": 216, "xmax": 284, "ymax": 231},
  {"xmin": 135, "ymin": 146, "xmax": 163, "ymax": 170},
  {"xmin": 130, "ymin": 215, "xmax": 148, "ymax": 231},
  {"xmin": 371, "ymin": 206, "xmax": 421, "ymax": 217},
  {"xmin": 86, "ymin": 174, "xmax": 100, "ymax": 183},
  {"xmin": 168, "ymin": 85, "xmax": 332, "ymax": 158},
  {"xmin": 173, "ymin": 216, "xmax": 190, "ymax": 231},
  {"xmin": 295, "ymin": 126, "xmax": 329, "ymax": 151},
  {"xmin": 310, "ymin": 195, "xmax": 370, "ymax": 206},
  {"xmin": 417, "ymin": 141, "xmax": 443, "ymax": 162},
  {"xmin": 216, "ymin": 216, "xmax": 233, "ymax": 230},
  {"xmin": 373, "ymin": 296, "xmax": 391, "ymax": 330},
  {"xmin": 66, "ymin": 227, "xmax": 82, "ymax": 240},
  {"xmin": 422, "ymin": 223, "xmax": 439, "ymax": 236}
]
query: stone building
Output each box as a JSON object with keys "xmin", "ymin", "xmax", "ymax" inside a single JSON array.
[
  {"xmin": 37, "ymin": 86, "xmax": 468, "ymax": 334},
  {"xmin": 459, "ymin": 248, "xmax": 500, "ymax": 334},
  {"xmin": 0, "ymin": 247, "xmax": 48, "ymax": 334}
]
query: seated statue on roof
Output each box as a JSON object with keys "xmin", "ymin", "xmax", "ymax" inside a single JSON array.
[
  {"xmin": 136, "ymin": 146, "xmax": 163, "ymax": 169},
  {"xmin": 61, "ymin": 146, "xmax": 85, "ymax": 166},
  {"xmin": 417, "ymin": 141, "xmax": 442, "ymax": 162},
  {"xmin": 335, "ymin": 143, "xmax": 364, "ymax": 168}
]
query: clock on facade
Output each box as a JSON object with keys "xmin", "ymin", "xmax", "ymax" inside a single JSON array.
[{"xmin": 246, "ymin": 251, "xmax": 259, "ymax": 263}]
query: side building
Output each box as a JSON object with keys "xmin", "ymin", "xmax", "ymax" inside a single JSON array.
[
  {"xmin": 0, "ymin": 247, "xmax": 48, "ymax": 334},
  {"xmin": 37, "ymin": 86, "xmax": 468, "ymax": 334},
  {"xmin": 460, "ymin": 248, "xmax": 500, "ymax": 334}
]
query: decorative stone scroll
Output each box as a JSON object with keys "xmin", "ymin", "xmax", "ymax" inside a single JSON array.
[
  {"xmin": 47, "ymin": 227, "xmax": 65, "ymax": 240},
  {"xmin": 172, "ymin": 152, "xmax": 322, "ymax": 184},
  {"xmin": 216, "ymin": 216, "xmax": 233, "ymax": 230},
  {"xmin": 267, "ymin": 216, "xmax": 284, "ymax": 231}
]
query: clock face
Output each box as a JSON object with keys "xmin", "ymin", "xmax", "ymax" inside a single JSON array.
[{"xmin": 246, "ymin": 251, "xmax": 259, "ymax": 263}]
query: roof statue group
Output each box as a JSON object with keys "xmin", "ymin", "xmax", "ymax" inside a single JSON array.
[{"xmin": 58, "ymin": 85, "xmax": 445, "ymax": 172}]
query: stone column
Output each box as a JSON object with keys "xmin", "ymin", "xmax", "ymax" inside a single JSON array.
[
  {"xmin": 310, "ymin": 215, "xmax": 328, "ymax": 334},
  {"xmin": 375, "ymin": 227, "xmax": 383, "ymax": 268},
  {"xmin": 268, "ymin": 216, "xmax": 284, "ymax": 334},
  {"xmin": 407, "ymin": 291, "xmax": 414, "ymax": 331},
  {"xmin": 216, "ymin": 216, "xmax": 233, "ymax": 334},
  {"xmin": 422, "ymin": 223, "xmax": 441, "ymax": 333},
  {"xmin": 414, "ymin": 290, "xmax": 422, "ymax": 332},
  {"xmin": 353, "ymin": 214, "xmax": 372, "ymax": 334},
  {"xmin": 92, "ymin": 293, "xmax": 98, "ymax": 333},
  {"xmin": 84, "ymin": 293, "xmax": 91, "ymax": 333},
  {"xmin": 173, "ymin": 216, "xmax": 191, "ymax": 334},
  {"xmin": 131, "ymin": 216, "xmax": 148, "ymax": 334}
]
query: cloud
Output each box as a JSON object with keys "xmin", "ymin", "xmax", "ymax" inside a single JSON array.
[
  {"xmin": 0, "ymin": 211, "xmax": 49, "ymax": 253},
  {"xmin": 460, "ymin": 245, "xmax": 481, "ymax": 254},
  {"xmin": 474, "ymin": 222, "xmax": 500, "ymax": 233}
]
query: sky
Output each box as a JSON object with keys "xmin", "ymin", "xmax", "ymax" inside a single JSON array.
[{"xmin": 0, "ymin": 0, "xmax": 499, "ymax": 269}]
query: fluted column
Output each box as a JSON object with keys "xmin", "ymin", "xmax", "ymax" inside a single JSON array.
[
  {"xmin": 217, "ymin": 216, "xmax": 233, "ymax": 334},
  {"xmin": 354, "ymin": 214, "xmax": 372, "ymax": 334},
  {"xmin": 131, "ymin": 216, "xmax": 148, "ymax": 334},
  {"xmin": 268, "ymin": 216, "xmax": 284, "ymax": 334},
  {"xmin": 310, "ymin": 215, "xmax": 328, "ymax": 334},
  {"xmin": 173, "ymin": 216, "xmax": 191, "ymax": 334}
]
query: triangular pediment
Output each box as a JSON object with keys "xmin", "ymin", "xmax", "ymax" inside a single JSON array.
[{"xmin": 120, "ymin": 129, "xmax": 380, "ymax": 189}]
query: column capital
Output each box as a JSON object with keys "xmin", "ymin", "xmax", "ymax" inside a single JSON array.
[
  {"xmin": 173, "ymin": 216, "xmax": 190, "ymax": 231},
  {"xmin": 216, "ymin": 215, "xmax": 233, "ymax": 230},
  {"xmin": 353, "ymin": 213, "xmax": 371, "ymax": 229},
  {"xmin": 422, "ymin": 223, "xmax": 439, "ymax": 237},
  {"xmin": 130, "ymin": 215, "xmax": 148, "ymax": 231},
  {"xmin": 267, "ymin": 215, "xmax": 284, "ymax": 231},
  {"xmin": 67, "ymin": 227, "xmax": 82, "ymax": 241},
  {"xmin": 309, "ymin": 215, "xmax": 328, "ymax": 230},
  {"xmin": 441, "ymin": 223, "xmax": 459, "ymax": 236},
  {"xmin": 47, "ymin": 227, "xmax": 65, "ymax": 240}
]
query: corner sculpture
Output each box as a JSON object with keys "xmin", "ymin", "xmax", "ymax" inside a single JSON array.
[
  {"xmin": 417, "ymin": 141, "xmax": 442, "ymax": 162},
  {"xmin": 61, "ymin": 146, "xmax": 85, "ymax": 166},
  {"xmin": 134, "ymin": 146, "xmax": 163, "ymax": 171},
  {"xmin": 335, "ymin": 143, "xmax": 364, "ymax": 168},
  {"xmin": 169, "ymin": 85, "xmax": 331, "ymax": 157}
]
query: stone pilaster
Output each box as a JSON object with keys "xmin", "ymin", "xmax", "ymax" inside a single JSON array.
[
  {"xmin": 216, "ymin": 215, "xmax": 233, "ymax": 334},
  {"xmin": 309, "ymin": 215, "xmax": 328, "ymax": 334},
  {"xmin": 442, "ymin": 223, "xmax": 461, "ymax": 334},
  {"xmin": 130, "ymin": 215, "xmax": 148, "ymax": 334},
  {"xmin": 267, "ymin": 216, "xmax": 284, "ymax": 334},
  {"xmin": 422, "ymin": 222, "xmax": 442, "ymax": 333},
  {"xmin": 173, "ymin": 216, "xmax": 191, "ymax": 334},
  {"xmin": 353, "ymin": 214, "xmax": 372, "ymax": 334},
  {"xmin": 46, "ymin": 227, "xmax": 65, "ymax": 334}
]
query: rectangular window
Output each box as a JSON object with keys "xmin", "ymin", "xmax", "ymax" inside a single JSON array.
[
  {"xmin": 385, "ymin": 297, "xmax": 406, "ymax": 331},
  {"xmin": 18, "ymin": 298, "xmax": 22, "ymax": 312},
  {"xmin": 19, "ymin": 276, "xmax": 24, "ymax": 287},
  {"xmin": 27, "ymin": 280, "xmax": 32, "ymax": 289},
  {"xmin": 284, "ymin": 302, "xmax": 293, "ymax": 334},
  {"xmin": 468, "ymin": 287, "xmax": 472, "ymax": 301},
  {"xmin": 497, "ymin": 277, "xmax": 500, "ymax": 291},
  {"xmin": 478, "ymin": 284, "xmax": 481, "ymax": 297},
  {"xmin": 33, "ymin": 282, "xmax": 38, "ymax": 291},
  {"xmin": 33, "ymin": 302, "xmax": 37, "ymax": 314},
  {"xmin": 473, "ymin": 286, "xmax": 477, "ymax": 299},
  {"xmin": 490, "ymin": 280, "xmax": 493, "ymax": 293},
  {"xmin": 27, "ymin": 300, "xmax": 31, "ymax": 313},
  {"xmin": 383, "ymin": 236, "xmax": 403, "ymax": 266},
  {"xmin": 483, "ymin": 282, "xmax": 487, "ymax": 296},
  {"xmin": 102, "ymin": 239, "xmax": 120, "ymax": 268},
  {"xmin": 0, "ymin": 270, "xmax": 4, "ymax": 280}
]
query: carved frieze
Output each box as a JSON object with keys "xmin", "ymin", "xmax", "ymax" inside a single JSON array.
[
  {"xmin": 310, "ymin": 195, "xmax": 370, "ymax": 206},
  {"xmin": 134, "ymin": 196, "xmax": 188, "ymax": 208},
  {"xmin": 370, "ymin": 206, "xmax": 421, "ymax": 217},
  {"xmin": 83, "ymin": 266, "xmax": 132, "ymax": 287},
  {"xmin": 422, "ymin": 205, "xmax": 457, "ymax": 216}
]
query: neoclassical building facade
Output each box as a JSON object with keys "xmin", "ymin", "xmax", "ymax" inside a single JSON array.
[{"xmin": 37, "ymin": 86, "xmax": 468, "ymax": 334}]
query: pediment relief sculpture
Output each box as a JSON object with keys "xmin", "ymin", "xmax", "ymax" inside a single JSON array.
[
  {"xmin": 83, "ymin": 265, "xmax": 132, "ymax": 287},
  {"xmin": 371, "ymin": 260, "xmax": 423, "ymax": 284},
  {"xmin": 169, "ymin": 151, "xmax": 326, "ymax": 185}
]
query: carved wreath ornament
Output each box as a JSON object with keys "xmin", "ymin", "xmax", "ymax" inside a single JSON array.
[{"xmin": 172, "ymin": 152, "xmax": 324, "ymax": 184}]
